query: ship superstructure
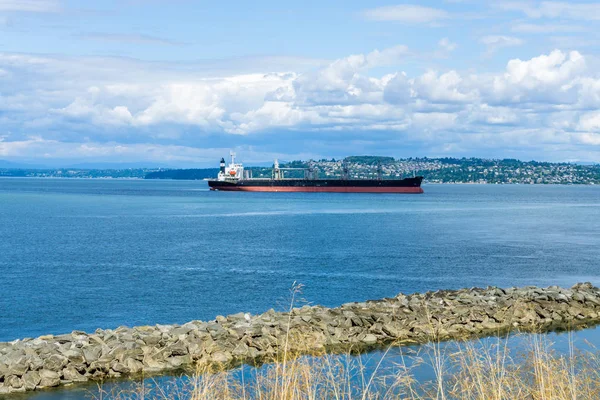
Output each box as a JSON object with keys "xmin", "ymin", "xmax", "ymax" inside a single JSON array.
[
  {"xmin": 217, "ymin": 152, "xmax": 248, "ymax": 181},
  {"xmin": 209, "ymin": 153, "xmax": 424, "ymax": 193}
]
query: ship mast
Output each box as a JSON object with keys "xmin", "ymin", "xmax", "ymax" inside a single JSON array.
[
  {"xmin": 272, "ymin": 159, "xmax": 282, "ymax": 180},
  {"xmin": 341, "ymin": 160, "xmax": 349, "ymax": 180}
]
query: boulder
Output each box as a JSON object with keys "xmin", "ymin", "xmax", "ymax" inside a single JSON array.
[
  {"xmin": 43, "ymin": 354, "xmax": 69, "ymax": 372},
  {"xmin": 110, "ymin": 361, "xmax": 130, "ymax": 374},
  {"xmin": 361, "ymin": 334, "xmax": 378, "ymax": 345},
  {"xmin": 6, "ymin": 360, "xmax": 28, "ymax": 376},
  {"xmin": 210, "ymin": 351, "xmax": 233, "ymax": 364},
  {"xmin": 62, "ymin": 366, "xmax": 88, "ymax": 382},
  {"xmin": 27, "ymin": 355, "xmax": 44, "ymax": 371},
  {"xmin": 142, "ymin": 334, "xmax": 162, "ymax": 346},
  {"xmin": 124, "ymin": 358, "xmax": 144, "ymax": 374},
  {"xmin": 166, "ymin": 341, "xmax": 188, "ymax": 357},
  {"xmin": 5, "ymin": 375, "xmax": 24, "ymax": 389},
  {"xmin": 167, "ymin": 355, "xmax": 191, "ymax": 368},
  {"xmin": 39, "ymin": 369, "xmax": 61, "ymax": 387},
  {"xmin": 61, "ymin": 349, "xmax": 85, "ymax": 363},
  {"xmin": 83, "ymin": 346, "xmax": 102, "ymax": 363},
  {"xmin": 23, "ymin": 371, "xmax": 41, "ymax": 390}
]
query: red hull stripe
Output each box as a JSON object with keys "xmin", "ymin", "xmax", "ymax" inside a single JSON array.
[{"xmin": 212, "ymin": 186, "xmax": 424, "ymax": 193}]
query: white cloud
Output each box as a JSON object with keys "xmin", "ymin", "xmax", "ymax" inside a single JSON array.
[
  {"xmin": 578, "ymin": 112, "xmax": 600, "ymax": 132},
  {"xmin": 469, "ymin": 104, "xmax": 520, "ymax": 125},
  {"xmin": 2, "ymin": 48, "xmax": 600, "ymax": 162},
  {"xmin": 292, "ymin": 46, "xmax": 407, "ymax": 106},
  {"xmin": 438, "ymin": 38, "xmax": 457, "ymax": 52},
  {"xmin": 0, "ymin": 137, "xmax": 318, "ymax": 165},
  {"xmin": 497, "ymin": 1, "xmax": 600, "ymax": 20},
  {"xmin": 363, "ymin": 4, "xmax": 450, "ymax": 24},
  {"xmin": 413, "ymin": 70, "xmax": 478, "ymax": 103},
  {"xmin": 489, "ymin": 50, "xmax": 586, "ymax": 104},
  {"xmin": 578, "ymin": 133, "xmax": 600, "ymax": 145},
  {"xmin": 480, "ymin": 35, "xmax": 524, "ymax": 55},
  {"xmin": 0, "ymin": 0, "xmax": 60, "ymax": 12},
  {"xmin": 510, "ymin": 23, "xmax": 586, "ymax": 34},
  {"xmin": 503, "ymin": 50, "xmax": 584, "ymax": 87},
  {"xmin": 78, "ymin": 33, "xmax": 184, "ymax": 46}
]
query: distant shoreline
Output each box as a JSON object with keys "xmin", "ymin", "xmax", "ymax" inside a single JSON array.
[
  {"xmin": 0, "ymin": 176, "xmax": 598, "ymax": 186},
  {"xmin": 2, "ymin": 156, "xmax": 599, "ymax": 184}
]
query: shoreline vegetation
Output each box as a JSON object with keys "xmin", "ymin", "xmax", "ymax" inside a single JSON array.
[
  {"xmin": 96, "ymin": 332, "xmax": 600, "ymax": 400},
  {"xmin": 1, "ymin": 156, "xmax": 599, "ymax": 184},
  {"xmin": 3, "ymin": 283, "xmax": 600, "ymax": 396}
]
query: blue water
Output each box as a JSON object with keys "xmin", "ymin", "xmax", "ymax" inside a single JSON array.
[
  {"xmin": 1, "ymin": 178, "xmax": 600, "ymax": 398},
  {"xmin": 1, "ymin": 178, "xmax": 599, "ymax": 343}
]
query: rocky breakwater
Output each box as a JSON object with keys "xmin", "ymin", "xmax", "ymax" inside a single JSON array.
[{"xmin": 3, "ymin": 283, "xmax": 600, "ymax": 395}]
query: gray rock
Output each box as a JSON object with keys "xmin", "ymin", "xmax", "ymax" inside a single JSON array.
[
  {"xmin": 167, "ymin": 355, "xmax": 191, "ymax": 368},
  {"xmin": 166, "ymin": 341, "xmax": 188, "ymax": 357},
  {"xmin": 88, "ymin": 361, "xmax": 110, "ymax": 375},
  {"xmin": 142, "ymin": 334, "xmax": 162, "ymax": 346},
  {"xmin": 0, "ymin": 383, "xmax": 11, "ymax": 394},
  {"xmin": 62, "ymin": 366, "xmax": 88, "ymax": 382},
  {"xmin": 142, "ymin": 355, "xmax": 167, "ymax": 371},
  {"xmin": 5, "ymin": 375, "xmax": 24, "ymax": 389},
  {"xmin": 23, "ymin": 371, "xmax": 41, "ymax": 390},
  {"xmin": 110, "ymin": 361, "xmax": 130, "ymax": 374},
  {"xmin": 83, "ymin": 346, "xmax": 102, "ymax": 363},
  {"xmin": 124, "ymin": 358, "xmax": 144, "ymax": 374},
  {"xmin": 210, "ymin": 351, "xmax": 233, "ymax": 363},
  {"xmin": 27, "ymin": 355, "xmax": 44, "ymax": 371},
  {"xmin": 6, "ymin": 360, "xmax": 28, "ymax": 376},
  {"xmin": 61, "ymin": 349, "xmax": 84, "ymax": 363},
  {"xmin": 39, "ymin": 369, "xmax": 61, "ymax": 388},
  {"xmin": 43, "ymin": 354, "xmax": 69, "ymax": 372}
]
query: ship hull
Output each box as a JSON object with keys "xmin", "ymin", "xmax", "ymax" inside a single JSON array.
[{"xmin": 208, "ymin": 177, "xmax": 424, "ymax": 193}]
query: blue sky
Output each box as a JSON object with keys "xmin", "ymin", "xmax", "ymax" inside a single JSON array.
[{"xmin": 1, "ymin": 0, "xmax": 600, "ymax": 166}]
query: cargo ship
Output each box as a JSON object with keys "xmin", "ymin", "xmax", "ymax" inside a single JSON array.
[{"xmin": 208, "ymin": 153, "xmax": 424, "ymax": 193}]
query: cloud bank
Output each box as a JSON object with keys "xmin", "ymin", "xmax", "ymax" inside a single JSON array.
[{"xmin": 1, "ymin": 46, "xmax": 600, "ymax": 164}]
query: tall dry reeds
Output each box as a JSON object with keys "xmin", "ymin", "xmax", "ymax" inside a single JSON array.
[
  {"xmin": 92, "ymin": 333, "xmax": 600, "ymax": 400},
  {"xmin": 90, "ymin": 284, "xmax": 600, "ymax": 399}
]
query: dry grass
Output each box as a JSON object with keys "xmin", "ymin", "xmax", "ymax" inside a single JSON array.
[
  {"xmin": 90, "ymin": 284, "xmax": 600, "ymax": 399},
  {"xmin": 90, "ymin": 333, "xmax": 600, "ymax": 400}
]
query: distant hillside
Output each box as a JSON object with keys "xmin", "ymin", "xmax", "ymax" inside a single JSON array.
[
  {"xmin": 144, "ymin": 168, "xmax": 219, "ymax": 180},
  {"xmin": 142, "ymin": 157, "xmax": 600, "ymax": 184},
  {"xmin": 144, "ymin": 167, "xmax": 274, "ymax": 180},
  {"xmin": 2, "ymin": 157, "xmax": 599, "ymax": 184},
  {"xmin": 344, "ymin": 156, "xmax": 395, "ymax": 165},
  {"xmin": 0, "ymin": 168, "xmax": 151, "ymax": 179}
]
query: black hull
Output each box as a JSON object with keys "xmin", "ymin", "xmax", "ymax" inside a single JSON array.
[{"xmin": 208, "ymin": 176, "xmax": 424, "ymax": 193}]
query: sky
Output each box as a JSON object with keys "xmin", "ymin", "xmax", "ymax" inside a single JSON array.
[{"xmin": 1, "ymin": 0, "xmax": 600, "ymax": 167}]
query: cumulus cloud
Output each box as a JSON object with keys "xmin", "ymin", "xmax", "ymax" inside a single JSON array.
[
  {"xmin": 488, "ymin": 50, "xmax": 586, "ymax": 104},
  {"xmin": 363, "ymin": 4, "xmax": 450, "ymax": 25},
  {"xmin": 578, "ymin": 112, "xmax": 600, "ymax": 132},
  {"xmin": 412, "ymin": 70, "xmax": 477, "ymax": 103},
  {"xmin": 1, "ymin": 47, "xmax": 600, "ymax": 163}
]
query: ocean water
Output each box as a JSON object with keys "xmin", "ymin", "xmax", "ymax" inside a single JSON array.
[
  {"xmin": 1, "ymin": 178, "xmax": 599, "ymax": 343},
  {"xmin": 1, "ymin": 178, "xmax": 600, "ymax": 398}
]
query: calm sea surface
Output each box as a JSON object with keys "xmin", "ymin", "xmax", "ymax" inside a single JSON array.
[
  {"xmin": 1, "ymin": 178, "xmax": 600, "ymax": 398},
  {"xmin": 1, "ymin": 178, "xmax": 599, "ymax": 342}
]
